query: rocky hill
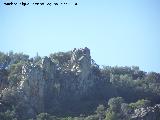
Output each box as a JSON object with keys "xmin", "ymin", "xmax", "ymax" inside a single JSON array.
[{"xmin": 0, "ymin": 47, "xmax": 160, "ymax": 120}]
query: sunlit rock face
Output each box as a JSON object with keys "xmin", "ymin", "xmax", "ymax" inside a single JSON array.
[
  {"xmin": 131, "ymin": 104, "xmax": 160, "ymax": 120},
  {"xmin": 15, "ymin": 47, "xmax": 97, "ymax": 115},
  {"xmin": 20, "ymin": 56, "xmax": 56, "ymax": 113},
  {"xmin": 69, "ymin": 47, "xmax": 93, "ymax": 94}
]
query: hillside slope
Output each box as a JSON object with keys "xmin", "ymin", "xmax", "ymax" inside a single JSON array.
[{"xmin": 0, "ymin": 48, "xmax": 160, "ymax": 120}]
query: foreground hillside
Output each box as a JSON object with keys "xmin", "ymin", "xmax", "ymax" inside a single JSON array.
[{"xmin": 0, "ymin": 47, "xmax": 160, "ymax": 120}]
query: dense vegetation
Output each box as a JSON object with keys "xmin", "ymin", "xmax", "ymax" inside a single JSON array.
[{"xmin": 0, "ymin": 51, "xmax": 160, "ymax": 120}]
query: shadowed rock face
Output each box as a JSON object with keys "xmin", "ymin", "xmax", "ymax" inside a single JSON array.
[
  {"xmin": 2, "ymin": 47, "xmax": 98, "ymax": 116},
  {"xmin": 0, "ymin": 69, "xmax": 8, "ymax": 92}
]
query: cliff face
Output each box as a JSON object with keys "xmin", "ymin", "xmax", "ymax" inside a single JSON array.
[
  {"xmin": 20, "ymin": 56, "xmax": 56, "ymax": 113},
  {"xmin": 1, "ymin": 47, "xmax": 99, "ymax": 116}
]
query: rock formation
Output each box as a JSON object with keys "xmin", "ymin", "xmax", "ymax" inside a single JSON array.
[
  {"xmin": 1, "ymin": 47, "xmax": 99, "ymax": 118},
  {"xmin": 1, "ymin": 47, "xmax": 160, "ymax": 120},
  {"xmin": 131, "ymin": 104, "xmax": 160, "ymax": 120}
]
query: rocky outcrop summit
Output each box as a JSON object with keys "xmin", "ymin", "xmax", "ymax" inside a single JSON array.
[{"xmin": 1, "ymin": 47, "xmax": 101, "ymax": 118}]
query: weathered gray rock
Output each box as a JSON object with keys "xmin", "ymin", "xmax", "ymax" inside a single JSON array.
[
  {"xmin": 1, "ymin": 47, "xmax": 97, "ymax": 117},
  {"xmin": 19, "ymin": 56, "xmax": 57, "ymax": 113},
  {"xmin": 69, "ymin": 47, "xmax": 93, "ymax": 94},
  {"xmin": 131, "ymin": 104, "xmax": 160, "ymax": 120}
]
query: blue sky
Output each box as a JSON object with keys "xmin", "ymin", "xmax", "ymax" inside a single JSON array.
[{"xmin": 0, "ymin": 0, "xmax": 160, "ymax": 72}]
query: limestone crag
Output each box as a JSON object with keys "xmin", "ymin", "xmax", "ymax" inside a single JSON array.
[
  {"xmin": 4, "ymin": 47, "xmax": 96, "ymax": 115},
  {"xmin": 20, "ymin": 57, "xmax": 56, "ymax": 113},
  {"xmin": 69, "ymin": 47, "xmax": 93, "ymax": 94}
]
